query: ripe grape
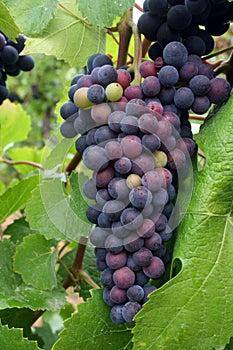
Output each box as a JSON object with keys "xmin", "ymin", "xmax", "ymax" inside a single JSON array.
[
  {"xmin": 113, "ymin": 266, "xmax": 135, "ymax": 289},
  {"xmin": 122, "ymin": 301, "xmax": 142, "ymax": 323},
  {"xmin": 163, "ymin": 41, "xmax": 188, "ymax": 68},
  {"xmin": 143, "ymin": 256, "xmax": 165, "ymax": 278},
  {"xmin": 127, "ymin": 285, "xmax": 144, "ymax": 302},
  {"xmin": 110, "ymin": 286, "xmax": 127, "ymax": 304},
  {"xmin": 110, "ymin": 305, "xmax": 124, "ymax": 324}
]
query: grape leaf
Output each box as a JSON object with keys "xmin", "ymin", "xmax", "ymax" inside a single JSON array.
[
  {"xmin": 0, "ymin": 1, "xmax": 21, "ymax": 39},
  {"xmin": 0, "ymin": 100, "xmax": 31, "ymax": 154},
  {"xmin": 0, "ymin": 239, "xmax": 66, "ymax": 311},
  {"xmin": 3, "ymin": 0, "xmax": 58, "ymax": 36},
  {"xmin": 0, "ymin": 307, "xmax": 35, "ymax": 338},
  {"xmin": 53, "ymin": 289, "xmax": 133, "ymax": 350},
  {"xmin": 0, "ymin": 175, "xmax": 39, "ymax": 224},
  {"xmin": 4, "ymin": 217, "xmax": 38, "ymax": 244},
  {"xmin": 0, "ymin": 322, "xmax": 41, "ymax": 349},
  {"xmin": 7, "ymin": 147, "xmax": 44, "ymax": 175},
  {"xmin": 23, "ymin": 0, "xmax": 106, "ymax": 67},
  {"xmin": 78, "ymin": 0, "xmax": 134, "ymax": 27},
  {"xmin": 13, "ymin": 234, "xmax": 58, "ymax": 290},
  {"xmin": 133, "ymin": 95, "xmax": 233, "ymax": 349},
  {"xmin": 26, "ymin": 175, "xmax": 92, "ymax": 242}
]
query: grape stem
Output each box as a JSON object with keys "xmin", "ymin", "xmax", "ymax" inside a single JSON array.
[
  {"xmin": 134, "ymin": 2, "xmax": 144, "ymax": 12},
  {"xmin": 62, "ymin": 236, "xmax": 99, "ymax": 289},
  {"xmin": 129, "ymin": 19, "xmax": 142, "ymax": 86},
  {"xmin": 116, "ymin": 10, "xmax": 133, "ymax": 68},
  {"xmin": 65, "ymin": 152, "xmax": 82, "ymax": 175},
  {"xmin": 0, "ymin": 157, "xmax": 44, "ymax": 170},
  {"xmin": 203, "ymin": 44, "xmax": 233, "ymax": 60}
]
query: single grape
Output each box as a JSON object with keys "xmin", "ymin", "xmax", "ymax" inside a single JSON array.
[
  {"xmin": 105, "ymin": 234, "xmax": 124, "ymax": 254},
  {"xmin": 103, "ymin": 288, "xmax": 115, "ymax": 307},
  {"xmin": 129, "ymin": 186, "xmax": 152, "ymax": 209},
  {"xmin": 108, "ymin": 177, "xmax": 130, "ymax": 201},
  {"xmin": 100, "ymin": 268, "xmax": 114, "ymax": 289},
  {"xmin": 143, "ymin": 256, "xmax": 165, "ymax": 278},
  {"xmin": 120, "ymin": 115, "xmax": 139, "ymax": 135},
  {"xmin": 135, "ymin": 270, "xmax": 150, "ymax": 286},
  {"xmin": 121, "ymin": 135, "xmax": 143, "ymax": 159},
  {"xmin": 127, "ymin": 285, "xmax": 144, "ymax": 302},
  {"xmin": 156, "ymin": 22, "xmax": 180, "ymax": 47},
  {"xmin": 105, "ymin": 140, "xmax": 123, "ymax": 160},
  {"xmin": 122, "ymin": 301, "xmax": 142, "ymax": 323},
  {"xmin": 142, "ymin": 285, "xmax": 157, "ymax": 303},
  {"xmin": 1, "ymin": 45, "xmax": 19, "ymax": 64},
  {"xmin": 110, "ymin": 286, "xmax": 127, "ymax": 304},
  {"xmin": 120, "ymin": 208, "xmax": 144, "ymax": 231},
  {"xmin": 117, "ymin": 69, "xmax": 131, "ymax": 89},
  {"xmin": 106, "ymin": 83, "xmax": 123, "ymax": 101},
  {"xmin": 207, "ymin": 77, "xmax": 231, "ymax": 104},
  {"xmin": 144, "ymin": 232, "xmax": 162, "ymax": 251},
  {"xmin": 183, "ymin": 35, "xmax": 206, "ymax": 56},
  {"xmin": 98, "ymin": 65, "xmax": 118, "ymax": 86},
  {"xmin": 93, "ymin": 165, "xmax": 115, "ymax": 188},
  {"xmin": 18, "ymin": 55, "xmax": 35, "ymax": 71},
  {"xmin": 174, "ymin": 87, "xmax": 195, "ymax": 109},
  {"xmin": 179, "ymin": 61, "xmax": 198, "ymax": 82},
  {"xmin": 92, "ymin": 54, "xmax": 113, "ymax": 68},
  {"xmin": 113, "ymin": 266, "xmax": 135, "ymax": 289},
  {"xmin": 106, "ymin": 251, "xmax": 128, "ymax": 270},
  {"xmin": 136, "ymin": 218, "xmax": 155, "ymax": 238},
  {"xmin": 191, "ymin": 95, "xmax": 210, "ymax": 114},
  {"xmin": 163, "ymin": 41, "xmax": 188, "ymax": 68},
  {"xmin": 82, "ymin": 145, "xmax": 109, "ymax": 171},
  {"xmin": 91, "ymin": 103, "xmax": 112, "ymax": 125},
  {"xmin": 158, "ymin": 87, "xmax": 176, "ymax": 105},
  {"xmin": 167, "ymin": 5, "xmax": 192, "ymax": 31},
  {"xmin": 110, "ymin": 305, "xmax": 125, "ymax": 324},
  {"xmin": 87, "ymin": 84, "xmax": 105, "ymax": 103},
  {"xmin": 73, "ymin": 87, "xmax": 94, "ymax": 109},
  {"xmin": 138, "ymin": 113, "xmax": 158, "ymax": 134},
  {"xmin": 127, "ymin": 255, "xmax": 141, "ymax": 271},
  {"xmin": 137, "ymin": 13, "xmax": 163, "ymax": 41},
  {"xmin": 141, "ymin": 76, "xmax": 161, "ymax": 97},
  {"xmin": 89, "ymin": 227, "xmax": 110, "ymax": 248},
  {"xmin": 124, "ymin": 85, "xmax": 143, "ymax": 100},
  {"xmin": 94, "ymin": 125, "xmax": 116, "ymax": 145},
  {"xmin": 142, "ymin": 134, "xmax": 161, "ymax": 153},
  {"xmin": 114, "ymin": 157, "xmax": 132, "ymax": 174},
  {"xmin": 158, "ymin": 65, "xmax": 179, "ymax": 87},
  {"xmin": 60, "ymin": 101, "xmax": 79, "ymax": 120},
  {"xmin": 103, "ymin": 200, "xmax": 125, "ymax": 222},
  {"xmin": 139, "ymin": 60, "xmax": 157, "ymax": 78},
  {"xmin": 131, "ymin": 152, "xmax": 155, "ymax": 177}
]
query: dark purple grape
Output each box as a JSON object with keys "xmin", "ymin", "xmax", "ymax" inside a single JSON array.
[
  {"xmin": 122, "ymin": 302, "xmax": 142, "ymax": 323},
  {"xmin": 167, "ymin": 5, "xmax": 192, "ymax": 31},
  {"xmin": 87, "ymin": 84, "xmax": 105, "ymax": 103},
  {"xmin": 158, "ymin": 87, "xmax": 176, "ymax": 105},
  {"xmin": 121, "ymin": 135, "xmax": 143, "ymax": 159},
  {"xmin": 103, "ymin": 200, "xmax": 125, "ymax": 222},
  {"xmin": 142, "ymin": 169, "xmax": 163, "ymax": 192},
  {"xmin": 137, "ymin": 13, "xmax": 164, "ymax": 41},
  {"xmin": 92, "ymin": 54, "xmax": 113, "ymax": 68},
  {"xmin": 98, "ymin": 65, "xmax": 118, "ymax": 86},
  {"xmin": 120, "ymin": 208, "xmax": 144, "ymax": 231},
  {"xmin": 163, "ymin": 41, "xmax": 188, "ymax": 68},
  {"xmin": 185, "ymin": 0, "xmax": 209, "ymax": 15},
  {"xmin": 174, "ymin": 87, "xmax": 195, "ymax": 109},
  {"xmin": 144, "ymin": 232, "xmax": 162, "ymax": 251},
  {"xmin": 108, "ymin": 177, "xmax": 130, "ymax": 201},
  {"xmin": 108, "ymin": 110, "xmax": 126, "ymax": 132},
  {"xmin": 105, "ymin": 140, "xmax": 123, "ymax": 160},
  {"xmin": 95, "ymin": 247, "xmax": 107, "ymax": 261},
  {"xmin": 0, "ymin": 33, "xmax": 6, "ymax": 49},
  {"xmin": 110, "ymin": 305, "xmax": 125, "ymax": 324},
  {"xmin": 96, "ymin": 189, "xmax": 112, "ymax": 206},
  {"xmin": 87, "ymin": 53, "xmax": 101, "ymax": 72},
  {"xmin": 125, "ymin": 98, "xmax": 148, "ymax": 117},
  {"xmin": 18, "ymin": 55, "xmax": 35, "ymax": 71},
  {"xmin": 110, "ymin": 286, "xmax": 127, "ymax": 304},
  {"xmin": 97, "ymin": 212, "xmax": 112, "ymax": 228},
  {"xmin": 120, "ymin": 115, "xmax": 139, "ymax": 134},
  {"xmin": 127, "ymin": 255, "xmax": 141, "ymax": 271},
  {"xmin": 75, "ymin": 135, "xmax": 88, "ymax": 154},
  {"xmin": 127, "ymin": 285, "xmax": 144, "ymax": 302},
  {"xmin": 139, "ymin": 60, "xmax": 157, "ymax": 78},
  {"xmin": 197, "ymin": 29, "xmax": 215, "ymax": 55},
  {"xmin": 179, "ymin": 61, "xmax": 198, "ymax": 82},
  {"xmin": 124, "ymin": 85, "xmax": 143, "ymax": 100},
  {"xmin": 93, "ymin": 165, "xmax": 115, "ymax": 188},
  {"xmin": 132, "ymin": 247, "xmax": 153, "ymax": 267},
  {"xmin": 90, "ymin": 227, "xmax": 110, "ymax": 248},
  {"xmin": 141, "ymin": 76, "xmax": 161, "ymax": 97},
  {"xmin": 113, "ymin": 266, "xmax": 135, "ymax": 289},
  {"xmin": 183, "ymin": 36, "xmax": 206, "ymax": 56},
  {"xmin": 123, "ymin": 234, "xmax": 144, "ymax": 252},
  {"xmin": 198, "ymin": 63, "xmax": 214, "ymax": 79},
  {"xmin": 114, "ymin": 157, "xmax": 132, "ymax": 174},
  {"xmin": 106, "ymin": 251, "xmax": 127, "ymax": 269},
  {"xmin": 117, "ymin": 69, "xmax": 131, "ymax": 89},
  {"xmin": 135, "ymin": 270, "xmax": 150, "ymax": 286},
  {"xmin": 60, "ymin": 101, "xmax": 78, "ymax": 120},
  {"xmin": 86, "ymin": 204, "xmax": 101, "ymax": 224},
  {"xmin": 159, "ymin": 225, "xmax": 173, "ymax": 242},
  {"xmin": 142, "ymin": 285, "xmax": 156, "ymax": 303},
  {"xmin": 156, "ymin": 22, "xmax": 180, "ymax": 47},
  {"xmin": 96, "ymin": 258, "xmax": 108, "ymax": 271},
  {"xmin": 158, "ymin": 65, "xmax": 179, "ymax": 87},
  {"xmin": 86, "ymin": 127, "xmax": 98, "ymax": 146},
  {"xmin": 76, "ymin": 75, "xmax": 93, "ymax": 88},
  {"xmin": 189, "ymin": 75, "xmax": 211, "ymax": 95},
  {"xmin": 147, "ymin": 0, "xmax": 168, "ymax": 15},
  {"xmin": 131, "ymin": 152, "xmax": 155, "ymax": 176},
  {"xmin": 148, "ymin": 42, "xmax": 164, "ymax": 61},
  {"xmin": 105, "ymin": 234, "xmax": 124, "ymax": 254},
  {"xmin": 101, "ymin": 268, "xmax": 114, "ymax": 289},
  {"xmin": 129, "ymin": 186, "xmax": 153, "ymax": 210},
  {"xmin": 136, "ymin": 218, "xmax": 155, "ymax": 238},
  {"xmin": 191, "ymin": 95, "xmax": 210, "ymax": 114},
  {"xmin": 138, "ymin": 112, "xmax": 158, "ymax": 134},
  {"xmin": 94, "ymin": 125, "xmax": 116, "ymax": 145},
  {"xmin": 207, "ymin": 78, "xmax": 231, "ymax": 104},
  {"xmin": 154, "ymin": 214, "xmax": 168, "ymax": 232},
  {"xmin": 82, "ymin": 178, "xmax": 97, "ymax": 199},
  {"xmin": 143, "ymin": 256, "xmax": 165, "ymax": 278},
  {"xmin": 152, "ymin": 188, "xmax": 169, "ymax": 207},
  {"xmin": 142, "ymin": 134, "xmax": 161, "ymax": 153},
  {"xmin": 82, "ymin": 145, "xmax": 109, "ymax": 171},
  {"xmin": 103, "ymin": 288, "xmax": 115, "ymax": 307},
  {"xmin": 167, "ymin": 184, "xmax": 176, "ymax": 201},
  {"xmin": 1, "ymin": 45, "xmax": 19, "ymax": 64}
]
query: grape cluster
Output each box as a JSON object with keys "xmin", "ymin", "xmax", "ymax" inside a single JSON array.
[
  {"xmin": 0, "ymin": 31, "xmax": 35, "ymax": 104},
  {"xmin": 59, "ymin": 52, "xmax": 201, "ymax": 324},
  {"xmin": 138, "ymin": 0, "xmax": 233, "ymax": 59}
]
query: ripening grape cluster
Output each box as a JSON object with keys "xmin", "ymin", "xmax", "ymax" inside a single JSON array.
[
  {"xmin": 59, "ymin": 0, "xmax": 232, "ymax": 325},
  {"xmin": 0, "ymin": 31, "xmax": 35, "ymax": 104}
]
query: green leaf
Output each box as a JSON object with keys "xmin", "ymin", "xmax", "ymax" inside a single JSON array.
[
  {"xmin": 24, "ymin": 0, "xmax": 106, "ymax": 67},
  {"xmin": 4, "ymin": 217, "xmax": 38, "ymax": 244},
  {"xmin": 3, "ymin": 0, "xmax": 58, "ymax": 36},
  {"xmin": 34, "ymin": 321, "xmax": 59, "ymax": 350},
  {"xmin": 0, "ymin": 1, "xmax": 21, "ymax": 39},
  {"xmin": 26, "ymin": 173, "xmax": 91, "ymax": 242},
  {"xmin": 13, "ymin": 234, "xmax": 58, "ymax": 290},
  {"xmin": 0, "ymin": 239, "xmax": 66, "ymax": 311},
  {"xmin": 78, "ymin": 0, "xmax": 134, "ymax": 27},
  {"xmin": 133, "ymin": 95, "xmax": 233, "ymax": 349},
  {"xmin": 0, "ymin": 175, "xmax": 39, "ymax": 224},
  {"xmin": 7, "ymin": 147, "xmax": 44, "ymax": 175},
  {"xmin": 0, "ymin": 100, "xmax": 31, "ymax": 154},
  {"xmin": 53, "ymin": 289, "xmax": 133, "ymax": 350},
  {"xmin": 0, "ymin": 322, "xmax": 41, "ymax": 349},
  {"xmin": 0, "ymin": 307, "xmax": 35, "ymax": 338}
]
